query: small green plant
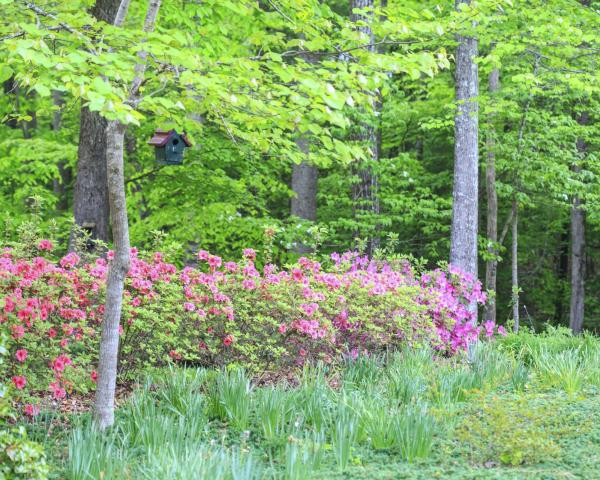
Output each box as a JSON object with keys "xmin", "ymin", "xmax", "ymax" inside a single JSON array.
[
  {"xmin": 254, "ymin": 385, "xmax": 295, "ymax": 442},
  {"xmin": 430, "ymin": 367, "xmax": 478, "ymax": 404},
  {"xmin": 468, "ymin": 342, "xmax": 511, "ymax": 389},
  {"xmin": 361, "ymin": 403, "xmax": 399, "ymax": 450},
  {"xmin": 331, "ymin": 401, "xmax": 359, "ymax": 472},
  {"xmin": 296, "ymin": 364, "xmax": 333, "ymax": 431},
  {"xmin": 67, "ymin": 425, "xmax": 128, "ymax": 480},
  {"xmin": 284, "ymin": 430, "xmax": 324, "ymax": 480},
  {"xmin": 215, "ymin": 368, "xmax": 253, "ymax": 431},
  {"xmin": 535, "ymin": 348, "xmax": 584, "ymax": 395},
  {"xmin": 510, "ymin": 361, "xmax": 530, "ymax": 391},
  {"xmin": 394, "ymin": 403, "xmax": 437, "ymax": 462},
  {"xmin": 342, "ymin": 354, "xmax": 383, "ymax": 389},
  {"xmin": 155, "ymin": 366, "xmax": 207, "ymax": 416}
]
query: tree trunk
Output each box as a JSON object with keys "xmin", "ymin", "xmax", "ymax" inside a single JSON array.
[
  {"xmin": 511, "ymin": 196, "xmax": 519, "ymax": 332},
  {"xmin": 93, "ymin": 0, "xmax": 160, "ymax": 430},
  {"xmin": 70, "ymin": 0, "xmax": 123, "ymax": 251},
  {"xmin": 350, "ymin": 0, "xmax": 380, "ymax": 256},
  {"xmin": 94, "ymin": 122, "xmax": 129, "ymax": 429},
  {"xmin": 569, "ymin": 112, "xmax": 588, "ymax": 334},
  {"xmin": 291, "ymin": 136, "xmax": 318, "ymax": 254},
  {"xmin": 484, "ymin": 67, "xmax": 499, "ymax": 324},
  {"xmin": 569, "ymin": 194, "xmax": 585, "ymax": 333},
  {"xmin": 450, "ymin": 0, "xmax": 479, "ymax": 282}
]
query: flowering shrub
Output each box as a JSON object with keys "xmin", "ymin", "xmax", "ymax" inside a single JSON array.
[
  {"xmin": 0, "ymin": 332, "xmax": 49, "ymax": 479},
  {"xmin": 0, "ymin": 242, "xmax": 501, "ymax": 415}
]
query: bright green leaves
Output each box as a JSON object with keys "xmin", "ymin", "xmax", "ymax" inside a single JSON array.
[{"xmin": 0, "ymin": 0, "xmax": 451, "ymax": 164}]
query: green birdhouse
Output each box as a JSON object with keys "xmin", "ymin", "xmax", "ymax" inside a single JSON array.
[{"xmin": 148, "ymin": 129, "xmax": 192, "ymax": 165}]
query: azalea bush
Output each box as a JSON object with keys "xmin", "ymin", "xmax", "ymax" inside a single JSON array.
[
  {"xmin": 0, "ymin": 240, "xmax": 501, "ymax": 415},
  {"xmin": 0, "ymin": 332, "xmax": 49, "ymax": 479}
]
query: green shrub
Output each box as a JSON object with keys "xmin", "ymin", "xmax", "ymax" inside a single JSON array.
[{"xmin": 456, "ymin": 395, "xmax": 562, "ymax": 466}]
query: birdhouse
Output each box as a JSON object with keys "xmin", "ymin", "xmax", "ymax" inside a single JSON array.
[{"xmin": 148, "ymin": 129, "xmax": 192, "ymax": 165}]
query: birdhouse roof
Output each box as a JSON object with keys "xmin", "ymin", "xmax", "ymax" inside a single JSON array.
[{"xmin": 148, "ymin": 129, "xmax": 192, "ymax": 147}]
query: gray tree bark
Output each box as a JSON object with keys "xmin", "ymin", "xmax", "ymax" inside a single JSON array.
[
  {"xmin": 290, "ymin": 45, "xmax": 318, "ymax": 255},
  {"xmin": 94, "ymin": 121, "xmax": 129, "ymax": 429},
  {"xmin": 484, "ymin": 67, "xmax": 499, "ymax": 324},
  {"xmin": 450, "ymin": 0, "xmax": 479, "ymax": 281},
  {"xmin": 511, "ymin": 196, "xmax": 519, "ymax": 332},
  {"xmin": 291, "ymin": 136, "xmax": 318, "ymax": 254},
  {"xmin": 94, "ymin": 0, "xmax": 160, "ymax": 430},
  {"xmin": 70, "ymin": 0, "xmax": 123, "ymax": 251},
  {"xmin": 569, "ymin": 112, "xmax": 588, "ymax": 334},
  {"xmin": 350, "ymin": 0, "xmax": 380, "ymax": 256}
]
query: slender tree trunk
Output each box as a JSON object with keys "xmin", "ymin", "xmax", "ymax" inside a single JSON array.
[
  {"xmin": 94, "ymin": 0, "xmax": 160, "ymax": 430},
  {"xmin": 291, "ymin": 136, "xmax": 318, "ymax": 254},
  {"xmin": 450, "ymin": 0, "xmax": 479, "ymax": 283},
  {"xmin": 70, "ymin": 0, "xmax": 123, "ymax": 251},
  {"xmin": 511, "ymin": 196, "xmax": 519, "ymax": 332},
  {"xmin": 484, "ymin": 67, "xmax": 499, "ymax": 324},
  {"xmin": 569, "ymin": 193, "xmax": 585, "ymax": 333},
  {"xmin": 350, "ymin": 0, "xmax": 380, "ymax": 256},
  {"xmin": 94, "ymin": 122, "xmax": 129, "ymax": 429},
  {"xmin": 569, "ymin": 112, "xmax": 588, "ymax": 334},
  {"xmin": 290, "ymin": 46, "xmax": 318, "ymax": 254}
]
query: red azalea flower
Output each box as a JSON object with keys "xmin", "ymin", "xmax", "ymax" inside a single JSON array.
[
  {"xmin": 12, "ymin": 375, "xmax": 26, "ymax": 389},
  {"xmin": 90, "ymin": 371, "xmax": 98, "ymax": 382},
  {"xmin": 37, "ymin": 239, "xmax": 54, "ymax": 251},
  {"xmin": 223, "ymin": 334, "xmax": 233, "ymax": 347}
]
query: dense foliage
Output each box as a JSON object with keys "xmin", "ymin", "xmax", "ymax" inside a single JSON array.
[
  {"xmin": 0, "ymin": 238, "xmax": 501, "ymax": 414},
  {"xmin": 0, "ymin": 0, "xmax": 598, "ymax": 329}
]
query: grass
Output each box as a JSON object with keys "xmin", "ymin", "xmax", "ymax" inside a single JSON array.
[{"xmin": 20, "ymin": 330, "xmax": 600, "ymax": 479}]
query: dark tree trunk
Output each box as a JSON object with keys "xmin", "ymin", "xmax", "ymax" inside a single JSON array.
[
  {"xmin": 484, "ymin": 67, "xmax": 499, "ymax": 324},
  {"xmin": 569, "ymin": 112, "xmax": 588, "ymax": 334},
  {"xmin": 350, "ymin": 0, "xmax": 380, "ymax": 256},
  {"xmin": 70, "ymin": 0, "xmax": 123, "ymax": 251},
  {"xmin": 450, "ymin": 0, "xmax": 479, "ymax": 282},
  {"xmin": 3, "ymin": 79, "xmax": 19, "ymax": 129},
  {"xmin": 71, "ymin": 107, "xmax": 111, "ymax": 249}
]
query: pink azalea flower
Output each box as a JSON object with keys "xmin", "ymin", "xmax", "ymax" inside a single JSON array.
[
  {"xmin": 184, "ymin": 302, "xmax": 196, "ymax": 312},
  {"xmin": 243, "ymin": 249, "xmax": 256, "ymax": 260},
  {"xmin": 15, "ymin": 349, "xmax": 28, "ymax": 362}
]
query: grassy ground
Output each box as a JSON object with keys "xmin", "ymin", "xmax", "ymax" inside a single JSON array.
[{"xmin": 21, "ymin": 329, "xmax": 600, "ymax": 479}]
